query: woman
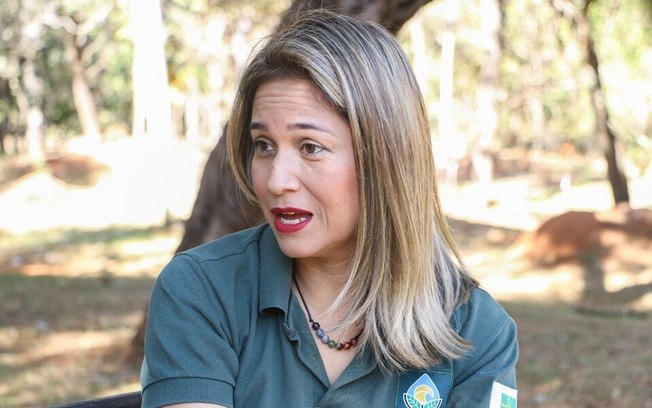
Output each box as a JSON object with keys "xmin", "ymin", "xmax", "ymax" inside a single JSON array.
[{"xmin": 142, "ymin": 10, "xmax": 518, "ymax": 408}]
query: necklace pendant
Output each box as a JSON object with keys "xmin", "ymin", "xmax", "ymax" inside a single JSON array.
[{"xmin": 293, "ymin": 273, "xmax": 362, "ymax": 352}]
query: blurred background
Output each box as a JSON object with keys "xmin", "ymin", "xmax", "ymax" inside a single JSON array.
[{"xmin": 0, "ymin": 0, "xmax": 651, "ymax": 407}]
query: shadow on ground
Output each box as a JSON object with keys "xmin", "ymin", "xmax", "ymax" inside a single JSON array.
[
  {"xmin": 0, "ymin": 273, "xmax": 153, "ymax": 407},
  {"xmin": 506, "ymin": 300, "xmax": 652, "ymax": 408}
]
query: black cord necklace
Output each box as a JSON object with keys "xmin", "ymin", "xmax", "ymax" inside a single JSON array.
[{"xmin": 292, "ymin": 274, "xmax": 361, "ymax": 351}]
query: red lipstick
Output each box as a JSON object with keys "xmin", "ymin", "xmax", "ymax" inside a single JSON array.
[{"xmin": 270, "ymin": 207, "xmax": 312, "ymax": 233}]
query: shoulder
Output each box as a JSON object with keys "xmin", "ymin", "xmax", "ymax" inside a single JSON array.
[
  {"xmin": 447, "ymin": 287, "xmax": 519, "ymax": 402},
  {"xmin": 177, "ymin": 223, "xmax": 271, "ymax": 264},
  {"xmin": 155, "ymin": 224, "xmax": 276, "ymax": 291},
  {"xmin": 451, "ymin": 287, "xmax": 517, "ymax": 356}
]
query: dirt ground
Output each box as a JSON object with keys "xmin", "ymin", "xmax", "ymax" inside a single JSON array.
[{"xmin": 0, "ymin": 138, "xmax": 651, "ymax": 407}]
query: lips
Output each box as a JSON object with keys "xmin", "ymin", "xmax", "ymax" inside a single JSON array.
[{"xmin": 271, "ymin": 207, "xmax": 313, "ymax": 233}]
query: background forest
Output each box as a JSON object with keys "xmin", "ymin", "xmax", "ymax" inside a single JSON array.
[
  {"xmin": 1, "ymin": 0, "xmax": 650, "ymax": 165},
  {"xmin": 1, "ymin": 0, "xmax": 651, "ymax": 407}
]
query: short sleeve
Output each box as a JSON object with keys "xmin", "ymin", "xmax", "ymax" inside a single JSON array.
[
  {"xmin": 141, "ymin": 254, "xmax": 239, "ymax": 408},
  {"xmin": 448, "ymin": 289, "xmax": 519, "ymax": 407}
]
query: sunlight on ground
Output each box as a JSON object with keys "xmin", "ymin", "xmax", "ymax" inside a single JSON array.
[
  {"xmin": 481, "ymin": 267, "xmax": 584, "ymax": 302},
  {"xmin": 1, "ymin": 139, "xmax": 651, "ymax": 406},
  {"xmin": 4, "ymin": 329, "xmax": 133, "ymax": 366},
  {"xmin": 0, "ymin": 138, "xmax": 206, "ymax": 234}
]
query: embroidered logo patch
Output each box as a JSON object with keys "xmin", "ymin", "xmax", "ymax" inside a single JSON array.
[
  {"xmin": 489, "ymin": 381, "xmax": 518, "ymax": 408},
  {"xmin": 402, "ymin": 373, "xmax": 442, "ymax": 408}
]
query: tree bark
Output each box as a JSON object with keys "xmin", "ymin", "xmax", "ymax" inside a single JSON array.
[
  {"xmin": 282, "ymin": 0, "xmax": 433, "ymax": 34},
  {"xmin": 176, "ymin": 132, "xmax": 265, "ymax": 253},
  {"xmin": 19, "ymin": 17, "xmax": 47, "ymax": 163},
  {"xmin": 581, "ymin": 0, "xmax": 630, "ymax": 205},
  {"xmin": 21, "ymin": 58, "xmax": 45, "ymax": 163},
  {"xmin": 64, "ymin": 32, "xmax": 102, "ymax": 140},
  {"xmin": 472, "ymin": 0, "xmax": 503, "ymax": 205},
  {"xmin": 130, "ymin": 0, "xmax": 173, "ymax": 139},
  {"xmin": 129, "ymin": 0, "xmax": 434, "ymax": 365},
  {"xmin": 437, "ymin": 0, "xmax": 462, "ymax": 184},
  {"xmin": 549, "ymin": 0, "xmax": 630, "ymax": 205}
]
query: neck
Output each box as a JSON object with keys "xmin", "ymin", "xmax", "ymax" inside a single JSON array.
[{"xmin": 293, "ymin": 258, "xmax": 350, "ymax": 307}]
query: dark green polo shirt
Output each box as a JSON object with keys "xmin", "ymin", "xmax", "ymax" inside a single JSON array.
[{"xmin": 141, "ymin": 224, "xmax": 518, "ymax": 408}]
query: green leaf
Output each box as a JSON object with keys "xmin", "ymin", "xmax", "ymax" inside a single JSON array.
[
  {"xmin": 423, "ymin": 399, "xmax": 442, "ymax": 408},
  {"xmin": 403, "ymin": 393, "xmax": 422, "ymax": 408}
]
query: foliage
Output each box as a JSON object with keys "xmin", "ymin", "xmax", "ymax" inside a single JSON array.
[
  {"xmin": 501, "ymin": 0, "xmax": 592, "ymax": 149},
  {"xmin": 589, "ymin": 0, "xmax": 652, "ymax": 161},
  {"xmin": 0, "ymin": 0, "xmax": 133, "ymax": 144},
  {"xmin": 0, "ymin": 0, "xmax": 650, "ymax": 172},
  {"xmin": 397, "ymin": 0, "xmax": 651, "ymax": 164},
  {"xmin": 162, "ymin": 0, "xmax": 289, "ymax": 141},
  {"xmin": 38, "ymin": 30, "xmax": 76, "ymax": 131}
]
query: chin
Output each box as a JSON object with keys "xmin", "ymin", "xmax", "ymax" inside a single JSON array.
[{"xmin": 277, "ymin": 244, "xmax": 314, "ymax": 260}]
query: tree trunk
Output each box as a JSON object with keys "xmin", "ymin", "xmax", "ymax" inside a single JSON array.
[
  {"xmin": 437, "ymin": 0, "xmax": 462, "ymax": 184},
  {"xmin": 581, "ymin": 0, "xmax": 630, "ymax": 205},
  {"xmin": 528, "ymin": 53, "xmax": 547, "ymax": 151},
  {"xmin": 21, "ymin": 57, "xmax": 45, "ymax": 163},
  {"xmin": 130, "ymin": 0, "xmax": 173, "ymax": 139},
  {"xmin": 549, "ymin": 0, "xmax": 631, "ymax": 205},
  {"xmin": 128, "ymin": 0, "xmax": 434, "ymax": 365},
  {"xmin": 472, "ymin": 0, "xmax": 503, "ymax": 205},
  {"xmin": 282, "ymin": 0, "xmax": 433, "ymax": 34},
  {"xmin": 176, "ymin": 132, "xmax": 265, "ymax": 253},
  {"xmin": 64, "ymin": 32, "xmax": 102, "ymax": 140},
  {"xmin": 19, "ymin": 17, "xmax": 46, "ymax": 163}
]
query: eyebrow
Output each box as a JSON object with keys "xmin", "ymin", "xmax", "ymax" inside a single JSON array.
[{"xmin": 249, "ymin": 121, "xmax": 335, "ymax": 136}]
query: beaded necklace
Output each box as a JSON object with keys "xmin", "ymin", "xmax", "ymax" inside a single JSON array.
[{"xmin": 292, "ymin": 274, "xmax": 361, "ymax": 351}]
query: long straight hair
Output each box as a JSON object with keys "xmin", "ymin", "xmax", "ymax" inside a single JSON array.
[{"xmin": 227, "ymin": 10, "xmax": 478, "ymax": 372}]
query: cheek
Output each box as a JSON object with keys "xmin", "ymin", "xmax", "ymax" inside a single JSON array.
[
  {"xmin": 344, "ymin": 161, "xmax": 359, "ymax": 198},
  {"xmin": 250, "ymin": 164, "xmax": 267, "ymax": 200},
  {"xmin": 339, "ymin": 169, "xmax": 359, "ymax": 218}
]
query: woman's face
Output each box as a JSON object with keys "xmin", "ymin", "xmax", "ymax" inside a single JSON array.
[{"xmin": 250, "ymin": 78, "xmax": 359, "ymax": 266}]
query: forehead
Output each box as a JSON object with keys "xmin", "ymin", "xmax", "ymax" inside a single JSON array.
[
  {"xmin": 250, "ymin": 78, "xmax": 348, "ymax": 130},
  {"xmin": 252, "ymin": 77, "xmax": 329, "ymax": 107}
]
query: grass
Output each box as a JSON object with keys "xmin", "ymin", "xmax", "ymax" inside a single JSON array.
[
  {"xmin": 0, "ymin": 143, "xmax": 650, "ymax": 407},
  {"xmin": 507, "ymin": 300, "xmax": 652, "ymax": 407},
  {"xmin": 1, "ymin": 224, "xmax": 650, "ymax": 407},
  {"xmin": 0, "ymin": 225, "xmax": 179, "ymax": 407},
  {"xmin": 0, "ymin": 225, "xmax": 175, "ymax": 262},
  {"xmin": 0, "ymin": 271, "xmax": 152, "ymax": 406}
]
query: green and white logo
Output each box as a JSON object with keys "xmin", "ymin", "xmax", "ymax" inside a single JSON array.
[
  {"xmin": 501, "ymin": 392, "xmax": 517, "ymax": 408},
  {"xmin": 403, "ymin": 373, "xmax": 442, "ymax": 408},
  {"xmin": 490, "ymin": 382, "xmax": 517, "ymax": 408}
]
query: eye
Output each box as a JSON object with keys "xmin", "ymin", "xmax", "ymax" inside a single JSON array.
[
  {"xmin": 301, "ymin": 142, "xmax": 324, "ymax": 155},
  {"xmin": 253, "ymin": 139, "xmax": 273, "ymax": 153}
]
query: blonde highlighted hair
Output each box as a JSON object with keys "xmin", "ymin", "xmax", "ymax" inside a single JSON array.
[{"xmin": 227, "ymin": 9, "xmax": 477, "ymax": 372}]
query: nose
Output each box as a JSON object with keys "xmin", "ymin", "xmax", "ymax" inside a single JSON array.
[{"xmin": 266, "ymin": 150, "xmax": 301, "ymax": 195}]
